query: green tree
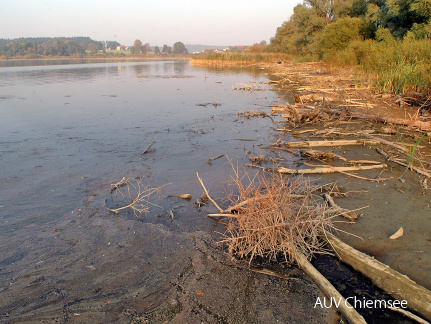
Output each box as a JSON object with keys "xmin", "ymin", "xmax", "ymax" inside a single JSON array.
[
  {"xmin": 319, "ymin": 17, "xmax": 366, "ymax": 56},
  {"xmin": 162, "ymin": 44, "xmax": 172, "ymax": 54},
  {"xmin": 173, "ymin": 41, "xmax": 188, "ymax": 54},
  {"xmin": 154, "ymin": 46, "xmax": 161, "ymax": 55},
  {"xmin": 132, "ymin": 39, "xmax": 142, "ymax": 54},
  {"xmin": 88, "ymin": 43, "xmax": 99, "ymax": 54}
]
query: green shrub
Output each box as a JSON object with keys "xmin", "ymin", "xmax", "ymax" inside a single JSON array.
[{"xmin": 319, "ymin": 17, "xmax": 366, "ymax": 58}]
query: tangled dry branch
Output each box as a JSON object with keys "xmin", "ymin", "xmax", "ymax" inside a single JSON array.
[
  {"xmin": 106, "ymin": 177, "xmax": 165, "ymax": 219},
  {"xmin": 213, "ymin": 163, "xmax": 336, "ymax": 265}
]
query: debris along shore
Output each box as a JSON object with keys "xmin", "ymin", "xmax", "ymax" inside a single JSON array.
[
  {"xmin": 196, "ymin": 60, "xmax": 431, "ymax": 323},
  {"xmin": 262, "ymin": 61, "xmax": 431, "ymax": 320}
]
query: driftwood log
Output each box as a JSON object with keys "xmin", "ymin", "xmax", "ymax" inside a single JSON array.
[
  {"xmin": 324, "ymin": 233, "xmax": 431, "ymax": 321},
  {"xmin": 282, "ymin": 139, "xmax": 380, "ymax": 148},
  {"xmin": 295, "ymin": 252, "xmax": 367, "ymax": 324}
]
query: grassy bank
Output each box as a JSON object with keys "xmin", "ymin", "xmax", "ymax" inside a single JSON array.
[{"xmin": 326, "ymin": 38, "xmax": 431, "ymax": 95}]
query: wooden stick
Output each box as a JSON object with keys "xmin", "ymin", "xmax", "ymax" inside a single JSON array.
[
  {"xmin": 294, "ymin": 252, "xmax": 367, "ymax": 324},
  {"xmin": 322, "ymin": 193, "xmax": 358, "ymax": 221},
  {"xmin": 247, "ymin": 266, "xmax": 300, "ymax": 281},
  {"xmin": 262, "ymin": 146, "xmax": 298, "ymax": 155},
  {"xmin": 349, "ymin": 160, "xmax": 383, "ymax": 165},
  {"xmin": 361, "ymin": 133, "xmax": 407, "ymax": 152},
  {"xmin": 323, "ymin": 233, "xmax": 431, "ymax": 321},
  {"xmin": 196, "ymin": 172, "xmax": 224, "ymax": 213},
  {"xmin": 283, "ymin": 139, "xmax": 380, "ymax": 148},
  {"xmin": 376, "ymin": 148, "xmax": 431, "ymax": 178},
  {"xmin": 278, "ymin": 164, "xmax": 387, "ymax": 175},
  {"xmin": 223, "ymin": 194, "xmax": 305, "ymax": 214},
  {"xmin": 207, "ymin": 213, "xmax": 238, "ymax": 218},
  {"xmin": 390, "ymin": 307, "xmax": 430, "ymax": 324},
  {"xmin": 301, "ymin": 149, "xmax": 348, "ymax": 162},
  {"xmin": 390, "ymin": 159, "xmax": 431, "ymax": 178},
  {"xmin": 331, "ymin": 168, "xmax": 393, "ymax": 183},
  {"xmin": 141, "ymin": 136, "xmax": 156, "ymax": 154}
]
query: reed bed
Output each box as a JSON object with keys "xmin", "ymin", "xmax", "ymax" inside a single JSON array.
[
  {"xmin": 219, "ymin": 166, "xmax": 334, "ymax": 265},
  {"xmin": 191, "ymin": 52, "xmax": 292, "ymax": 65}
]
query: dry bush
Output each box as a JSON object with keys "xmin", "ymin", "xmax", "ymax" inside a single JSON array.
[{"xmin": 220, "ymin": 164, "xmax": 334, "ymax": 264}]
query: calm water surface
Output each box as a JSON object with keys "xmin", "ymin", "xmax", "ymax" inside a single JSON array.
[{"xmin": 0, "ymin": 59, "xmax": 279, "ymax": 229}]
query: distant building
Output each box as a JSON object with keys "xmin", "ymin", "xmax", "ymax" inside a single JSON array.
[
  {"xmin": 202, "ymin": 48, "xmax": 223, "ymax": 54},
  {"xmin": 116, "ymin": 45, "xmax": 130, "ymax": 51}
]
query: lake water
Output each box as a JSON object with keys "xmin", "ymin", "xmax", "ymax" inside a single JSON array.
[
  {"xmin": 0, "ymin": 59, "xmax": 294, "ymax": 322},
  {"xmin": 0, "ymin": 59, "xmax": 281, "ymax": 228}
]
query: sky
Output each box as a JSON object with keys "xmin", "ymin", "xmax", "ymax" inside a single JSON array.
[{"xmin": 0, "ymin": 0, "xmax": 299, "ymax": 46}]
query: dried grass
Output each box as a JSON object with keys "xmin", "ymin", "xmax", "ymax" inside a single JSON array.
[{"xmin": 219, "ymin": 162, "xmax": 335, "ymax": 265}]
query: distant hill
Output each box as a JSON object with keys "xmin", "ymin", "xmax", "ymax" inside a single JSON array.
[{"xmin": 185, "ymin": 44, "xmax": 228, "ymax": 52}]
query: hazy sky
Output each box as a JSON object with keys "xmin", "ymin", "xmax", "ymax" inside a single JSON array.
[{"xmin": 0, "ymin": 0, "xmax": 299, "ymax": 46}]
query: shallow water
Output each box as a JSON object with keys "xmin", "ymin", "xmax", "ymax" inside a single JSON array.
[{"xmin": 0, "ymin": 59, "xmax": 277, "ymax": 229}]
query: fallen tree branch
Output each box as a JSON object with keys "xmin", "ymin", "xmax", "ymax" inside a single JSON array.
[
  {"xmin": 207, "ymin": 213, "xmax": 239, "ymax": 218},
  {"xmin": 331, "ymin": 168, "xmax": 393, "ymax": 183},
  {"xmin": 283, "ymin": 139, "xmax": 380, "ymax": 148},
  {"xmin": 278, "ymin": 164, "xmax": 387, "ymax": 175},
  {"xmin": 323, "ymin": 233, "xmax": 431, "ymax": 321},
  {"xmin": 361, "ymin": 133, "xmax": 407, "ymax": 153},
  {"xmin": 355, "ymin": 114, "xmax": 431, "ymax": 132},
  {"xmin": 196, "ymin": 172, "xmax": 224, "ymax": 213},
  {"xmin": 322, "ymin": 193, "xmax": 358, "ymax": 222},
  {"xmin": 223, "ymin": 194, "xmax": 305, "ymax": 214}
]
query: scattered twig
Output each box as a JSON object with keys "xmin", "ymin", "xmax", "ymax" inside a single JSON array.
[
  {"xmin": 196, "ymin": 172, "xmax": 224, "ymax": 213},
  {"xmin": 141, "ymin": 136, "xmax": 156, "ymax": 154},
  {"xmin": 322, "ymin": 193, "xmax": 358, "ymax": 222}
]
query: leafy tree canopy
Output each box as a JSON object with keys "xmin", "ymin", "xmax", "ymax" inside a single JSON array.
[
  {"xmin": 266, "ymin": 0, "xmax": 431, "ymax": 57},
  {"xmin": 173, "ymin": 41, "xmax": 188, "ymax": 54}
]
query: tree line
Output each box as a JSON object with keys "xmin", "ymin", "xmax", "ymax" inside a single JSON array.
[
  {"xmin": 263, "ymin": 0, "xmax": 431, "ymax": 57},
  {"xmin": 0, "ymin": 37, "xmax": 189, "ymax": 58},
  {"xmin": 258, "ymin": 0, "xmax": 431, "ymax": 94},
  {"xmin": 0, "ymin": 37, "xmax": 103, "ymax": 57},
  {"xmin": 131, "ymin": 39, "xmax": 188, "ymax": 55}
]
